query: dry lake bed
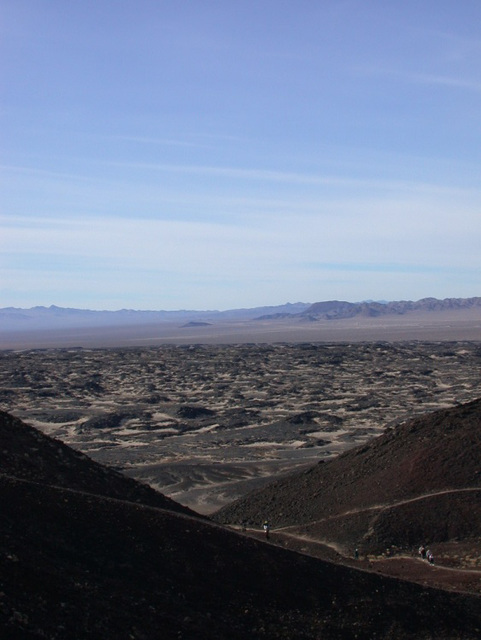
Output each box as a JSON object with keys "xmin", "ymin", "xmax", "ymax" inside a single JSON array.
[{"xmin": 1, "ymin": 341, "xmax": 480, "ymax": 513}]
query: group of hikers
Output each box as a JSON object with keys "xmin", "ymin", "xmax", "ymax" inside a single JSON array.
[
  {"xmin": 246, "ymin": 522, "xmax": 436, "ymax": 567},
  {"xmin": 419, "ymin": 545, "xmax": 435, "ymax": 564},
  {"xmin": 247, "ymin": 523, "xmax": 436, "ymax": 565}
]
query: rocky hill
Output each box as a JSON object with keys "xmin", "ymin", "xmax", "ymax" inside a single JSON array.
[
  {"xmin": 213, "ymin": 398, "xmax": 481, "ymax": 558},
  {"xmin": 2, "ymin": 411, "xmax": 481, "ymax": 638}
]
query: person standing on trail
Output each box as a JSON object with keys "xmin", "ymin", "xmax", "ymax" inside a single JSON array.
[
  {"xmin": 427, "ymin": 550, "xmax": 434, "ymax": 565},
  {"xmin": 419, "ymin": 545, "xmax": 426, "ymax": 559},
  {"xmin": 263, "ymin": 520, "xmax": 271, "ymax": 539}
]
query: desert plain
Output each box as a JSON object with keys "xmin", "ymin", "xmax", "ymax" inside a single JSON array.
[{"xmin": 1, "ymin": 337, "xmax": 480, "ymax": 514}]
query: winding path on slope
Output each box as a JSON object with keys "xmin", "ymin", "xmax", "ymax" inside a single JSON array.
[
  {"xmin": 276, "ymin": 487, "xmax": 481, "ymax": 534},
  {"xmin": 246, "ymin": 529, "xmax": 481, "ymax": 595},
  {"xmin": 238, "ymin": 488, "xmax": 481, "ymax": 595},
  {"xmin": 4, "ymin": 473, "xmax": 480, "ymax": 596}
]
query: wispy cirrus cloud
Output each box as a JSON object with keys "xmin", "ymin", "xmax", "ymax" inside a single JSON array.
[
  {"xmin": 407, "ymin": 72, "xmax": 481, "ymax": 93},
  {"xmin": 355, "ymin": 63, "xmax": 481, "ymax": 94},
  {"xmin": 98, "ymin": 160, "xmax": 481, "ymax": 197},
  {"xmin": 2, "ymin": 2, "xmax": 481, "ymax": 309}
]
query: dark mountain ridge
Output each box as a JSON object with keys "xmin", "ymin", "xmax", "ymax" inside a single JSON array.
[
  {"xmin": 2, "ymin": 410, "xmax": 481, "ymax": 638},
  {"xmin": 298, "ymin": 296, "xmax": 481, "ymax": 320}
]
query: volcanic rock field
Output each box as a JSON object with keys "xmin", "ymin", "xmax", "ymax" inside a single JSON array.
[{"xmin": 1, "ymin": 341, "xmax": 480, "ymax": 513}]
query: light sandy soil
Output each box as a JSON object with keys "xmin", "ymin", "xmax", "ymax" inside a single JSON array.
[{"xmin": 1, "ymin": 340, "xmax": 480, "ymax": 513}]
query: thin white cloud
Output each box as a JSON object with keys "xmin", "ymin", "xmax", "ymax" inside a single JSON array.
[
  {"xmin": 100, "ymin": 160, "xmax": 481, "ymax": 198},
  {"xmin": 0, "ymin": 164, "xmax": 95, "ymax": 183},
  {"xmin": 356, "ymin": 64, "xmax": 481, "ymax": 94},
  {"xmin": 408, "ymin": 73, "xmax": 481, "ymax": 93},
  {"xmin": 410, "ymin": 26, "xmax": 481, "ymax": 59},
  {"xmin": 113, "ymin": 135, "xmax": 202, "ymax": 148}
]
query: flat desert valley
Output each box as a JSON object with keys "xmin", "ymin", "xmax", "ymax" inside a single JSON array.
[
  {"xmin": 1, "ymin": 335, "xmax": 480, "ymax": 514},
  {"xmin": 2, "ymin": 307, "xmax": 481, "ymax": 349}
]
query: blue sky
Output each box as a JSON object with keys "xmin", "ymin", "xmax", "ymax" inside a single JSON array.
[{"xmin": 1, "ymin": 0, "xmax": 480, "ymax": 310}]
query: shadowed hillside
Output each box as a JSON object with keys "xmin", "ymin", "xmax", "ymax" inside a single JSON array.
[
  {"xmin": 213, "ymin": 399, "xmax": 481, "ymax": 558},
  {"xmin": 1, "ymin": 411, "xmax": 481, "ymax": 638},
  {"xmin": 0, "ymin": 410, "xmax": 197, "ymax": 517}
]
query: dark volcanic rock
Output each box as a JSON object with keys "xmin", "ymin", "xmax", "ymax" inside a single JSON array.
[
  {"xmin": 81, "ymin": 410, "xmax": 151, "ymax": 430},
  {"xmin": 1, "ymin": 411, "xmax": 481, "ymax": 639},
  {"xmin": 176, "ymin": 405, "xmax": 216, "ymax": 419},
  {"xmin": 287, "ymin": 411, "xmax": 319, "ymax": 424}
]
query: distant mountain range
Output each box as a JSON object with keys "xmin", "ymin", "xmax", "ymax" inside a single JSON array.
[
  {"xmin": 1, "ymin": 297, "xmax": 480, "ymax": 333},
  {"xmin": 0, "ymin": 301, "xmax": 310, "ymax": 332},
  {"xmin": 266, "ymin": 296, "xmax": 481, "ymax": 321}
]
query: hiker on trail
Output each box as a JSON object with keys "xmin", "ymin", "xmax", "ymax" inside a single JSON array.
[
  {"xmin": 427, "ymin": 550, "xmax": 434, "ymax": 565},
  {"xmin": 354, "ymin": 548, "xmax": 359, "ymax": 560},
  {"xmin": 419, "ymin": 545, "xmax": 426, "ymax": 559},
  {"xmin": 263, "ymin": 521, "xmax": 271, "ymax": 539}
]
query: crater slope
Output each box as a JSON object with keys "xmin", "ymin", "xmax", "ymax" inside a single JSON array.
[
  {"xmin": 213, "ymin": 399, "xmax": 481, "ymax": 588},
  {"xmin": 1, "ymin": 411, "xmax": 481, "ymax": 639}
]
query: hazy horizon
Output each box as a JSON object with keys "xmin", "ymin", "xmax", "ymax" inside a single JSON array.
[
  {"xmin": 2, "ymin": 1, "xmax": 480, "ymax": 311},
  {"xmin": 4, "ymin": 295, "xmax": 478, "ymax": 314}
]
